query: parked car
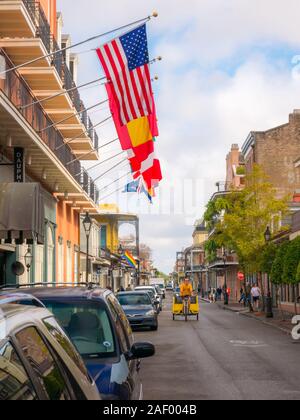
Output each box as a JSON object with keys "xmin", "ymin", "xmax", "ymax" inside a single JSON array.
[
  {"xmin": 0, "ymin": 304, "xmax": 101, "ymax": 401},
  {"xmin": 166, "ymin": 283, "xmax": 174, "ymax": 291},
  {"xmin": 0, "ymin": 293, "xmax": 45, "ymax": 308},
  {"xmin": 155, "ymin": 284, "xmax": 166, "ymax": 299},
  {"xmin": 2, "ymin": 287, "xmax": 155, "ymax": 400},
  {"xmin": 153, "ymin": 285, "xmax": 165, "ymax": 302},
  {"xmin": 117, "ymin": 292, "xmax": 158, "ymax": 331},
  {"xmin": 135, "ymin": 286, "xmax": 163, "ymax": 312}
]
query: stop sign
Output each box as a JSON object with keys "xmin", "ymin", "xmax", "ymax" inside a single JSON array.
[{"xmin": 238, "ymin": 272, "xmax": 245, "ymax": 281}]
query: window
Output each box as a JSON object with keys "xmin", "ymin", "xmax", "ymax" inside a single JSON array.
[
  {"xmin": 74, "ymin": 250, "xmax": 79, "ymax": 283},
  {"xmin": 36, "ymin": 245, "xmax": 44, "ymax": 282},
  {"xmin": 117, "ymin": 293, "xmax": 152, "ymax": 306},
  {"xmin": 43, "ymin": 301, "xmax": 116, "ymax": 359},
  {"xmin": 16, "ymin": 327, "xmax": 71, "ymax": 400},
  {"xmin": 100, "ymin": 225, "xmax": 107, "ymax": 249},
  {"xmin": 57, "ymin": 239, "xmax": 64, "ymax": 282},
  {"xmin": 43, "ymin": 317, "xmax": 89, "ymax": 380},
  {"xmin": 47, "ymin": 226, "xmax": 54, "ymax": 283},
  {"xmin": 107, "ymin": 295, "xmax": 133, "ymax": 352},
  {"xmin": 66, "ymin": 244, "xmax": 72, "ymax": 282},
  {"xmin": 0, "ymin": 342, "xmax": 37, "ymax": 400}
]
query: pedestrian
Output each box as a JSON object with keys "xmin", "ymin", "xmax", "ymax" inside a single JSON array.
[
  {"xmin": 251, "ymin": 284, "xmax": 261, "ymax": 311},
  {"xmin": 239, "ymin": 290, "xmax": 246, "ymax": 306},
  {"xmin": 126, "ymin": 285, "xmax": 132, "ymax": 291},
  {"xmin": 217, "ymin": 287, "xmax": 222, "ymax": 301}
]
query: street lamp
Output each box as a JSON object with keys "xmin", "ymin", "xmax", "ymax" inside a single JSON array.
[
  {"xmin": 117, "ymin": 244, "xmax": 124, "ymax": 291},
  {"xmin": 83, "ymin": 212, "xmax": 92, "ymax": 284},
  {"xmin": 223, "ymin": 250, "xmax": 229, "ymax": 305},
  {"xmin": 264, "ymin": 226, "xmax": 273, "ymax": 318},
  {"xmin": 24, "ymin": 247, "xmax": 32, "ymax": 273},
  {"xmin": 264, "ymin": 226, "xmax": 272, "ymax": 243}
]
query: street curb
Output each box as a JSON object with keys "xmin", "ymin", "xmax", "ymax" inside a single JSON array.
[{"xmin": 216, "ymin": 303, "xmax": 292, "ymax": 336}]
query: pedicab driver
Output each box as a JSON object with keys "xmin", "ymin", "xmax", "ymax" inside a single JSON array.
[{"xmin": 180, "ymin": 278, "xmax": 193, "ymax": 300}]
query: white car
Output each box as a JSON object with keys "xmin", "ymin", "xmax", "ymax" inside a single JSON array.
[{"xmin": 0, "ymin": 304, "xmax": 101, "ymax": 401}]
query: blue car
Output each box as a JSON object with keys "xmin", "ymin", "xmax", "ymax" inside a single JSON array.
[{"xmin": 1, "ymin": 286, "xmax": 155, "ymax": 400}]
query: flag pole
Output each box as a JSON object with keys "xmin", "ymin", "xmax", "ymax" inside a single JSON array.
[{"xmin": 0, "ymin": 12, "xmax": 159, "ymax": 76}]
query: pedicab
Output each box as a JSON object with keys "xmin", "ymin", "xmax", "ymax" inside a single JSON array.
[{"xmin": 172, "ymin": 293, "xmax": 199, "ymax": 322}]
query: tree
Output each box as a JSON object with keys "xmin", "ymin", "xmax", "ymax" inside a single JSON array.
[
  {"xmin": 259, "ymin": 243, "xmax": 278, "ymax": 275},
  {"xmin": 282, "ymin": 237, "xmax": 300, "ymax": 314},
  {"xmin": 270, "ymin": 242, "xmax": 289, "ymax": 285},
  {"xmin": 213, "ymin": 165, "xmax": 288, "ymax": 274}
]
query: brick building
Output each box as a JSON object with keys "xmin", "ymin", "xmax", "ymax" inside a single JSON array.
[{"xmin": 242, "ymin": 110, "xmax": 300, "ymax": 198}]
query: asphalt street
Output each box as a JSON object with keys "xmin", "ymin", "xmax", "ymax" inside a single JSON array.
[{"xmin": 137, "ymin": 293, "xmax": 300, "ymax": 400}]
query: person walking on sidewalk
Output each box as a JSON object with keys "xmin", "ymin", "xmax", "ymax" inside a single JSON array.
[{"xmin": 251, "ymin": 284, "xmax": 261, "ymax": 311}]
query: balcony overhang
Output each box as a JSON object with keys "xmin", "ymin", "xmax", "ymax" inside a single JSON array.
[
  {"xmin": 0, "ymin": 91, "xmax": 99, "ymax": 212},
  {"xmin": 0, "ymin": 1, "xmax": 36, "ymax": 38},
  {"xmin": 18, "ymin": 67, "xmax": 62, "ymax": 91},
  {"xmin": 0, "ymin": 38, "xmax": 50, "ymax": 68},
  {"xmin": 0, "ymin": 41, "xmax": 97, "ymax": 160}
]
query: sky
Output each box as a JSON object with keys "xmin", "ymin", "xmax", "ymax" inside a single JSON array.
[{"xmin": 58, "ymin": 0, "xmax": 300, "ymax": 273}]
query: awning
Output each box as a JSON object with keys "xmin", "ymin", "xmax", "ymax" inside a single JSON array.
[{"xmin": 0, "ymin": 183, "xmax": 45, "ymax": 245}]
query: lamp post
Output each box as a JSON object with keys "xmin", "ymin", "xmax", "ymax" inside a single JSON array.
[
  {"xmin": 118, "ymin": 244, "xmax": 124, "ymax": 291},
  {"xmin": 223, "ymin": 250, "xmax": 229, "ymax": 305},
  {"xmin": 83, "ymin": 212, "xmax": 92, "ymax": 284},
  {"xmin": 24, "ymin": 246, "xmax": 33, "ymax": 273},
  {"xmin": 264, "ymin": 226, "xmax": 273, "ymax": 318}
]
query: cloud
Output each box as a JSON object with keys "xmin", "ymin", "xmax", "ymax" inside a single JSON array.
[{"xmin": 57, "ymin": 0, "xmax": 300, "ymax": 273}]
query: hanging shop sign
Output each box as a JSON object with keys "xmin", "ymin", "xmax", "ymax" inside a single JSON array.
[{"xmin": 14, "ymin": 148, "xmax": 25, "ymax": 183}]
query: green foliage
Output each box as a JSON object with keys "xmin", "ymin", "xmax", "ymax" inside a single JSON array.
[
  {"xmin": 270, "ymin": 242, "xmax": 289, "ymax": 285},
  {"xmin": 259, "ymin": 243, "xmax": 278, "ymax": 275},
  {"xmin": 236, "ymin": 166, "xmax": 246, "ymax": 175},
  {"xmin": 296, "ymin": 261, "xmax": 300, "ymax": 283},
  {"xmin": 282, "ymin": 237, "xmax": 300, "ymax": 285},
  {"xmin": 204, "ymin": 198, "xmax": 229, "ymax": 231},
  {"xmin": 208, "ymin": 165, "xmax": 288, "ymax": 273},
  {"xmin": 204, "ymin": 239, "xmax": 218, "ymax": 263}
]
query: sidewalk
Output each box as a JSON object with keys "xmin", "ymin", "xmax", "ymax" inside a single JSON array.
[{"xmin": 212, "ymin": 300, "xmax": 294, "ymax": 335}]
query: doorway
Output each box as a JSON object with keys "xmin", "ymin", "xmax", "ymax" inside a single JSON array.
[{"xmin": 0, "ymin": 252, "xmax": 6, "ymax": 286}]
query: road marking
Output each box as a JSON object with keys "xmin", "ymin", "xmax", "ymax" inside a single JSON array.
[{"xmin": 230, "ymin": 340, "xmax": 268, "ymax": 348}]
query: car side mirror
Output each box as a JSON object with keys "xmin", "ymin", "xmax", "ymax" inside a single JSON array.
[{"xmin": 126, "ymin": 342, "xmax": 155, "ymax": 360}]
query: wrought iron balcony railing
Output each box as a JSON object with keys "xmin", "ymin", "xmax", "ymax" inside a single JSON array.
[
  {"xmin": 20, "ymin": 0, "xmax": 95, "ymax": 142},
  {"xmin": 0, "ymin": 50, "xmax": 99, "ymax": 203}
]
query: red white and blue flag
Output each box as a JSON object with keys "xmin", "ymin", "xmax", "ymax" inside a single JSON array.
[{"xmin": 97, "ymin": 24, "xmax": 154, "ymax": 126}]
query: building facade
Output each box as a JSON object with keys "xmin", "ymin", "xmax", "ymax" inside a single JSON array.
[{"xmin": 0, "ymin": 0, "xmax": 100, "ymax": 286}]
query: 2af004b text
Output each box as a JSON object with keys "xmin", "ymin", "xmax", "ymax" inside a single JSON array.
[{"xmin": 103, "ymin": 405, "xmax": 198, "ymax": 418}]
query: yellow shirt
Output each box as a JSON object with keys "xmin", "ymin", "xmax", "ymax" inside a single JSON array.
[{"xmin": 180, "ymin": 283, "xmax": 193, "ymax": 297}]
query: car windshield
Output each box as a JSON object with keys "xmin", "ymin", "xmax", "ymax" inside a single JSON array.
[
  {"xmin": 157, "ymin": 285, "xmax": 164, "ymax": 289},
  {"xmin": 118, "ymin": 294, "xmax": 151, "ymax": 306},
  {"xmin": 43, "ymin": 301, "xmax": 116, "ymax": 359},
  {"xmin": 136, "ymin": 289, "xmax": 155, "ymax": 299}
]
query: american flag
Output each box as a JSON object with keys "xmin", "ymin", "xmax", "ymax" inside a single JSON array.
[{"xmin": 97, "ymin": 24, "xmax": 154, "ymax": 126}]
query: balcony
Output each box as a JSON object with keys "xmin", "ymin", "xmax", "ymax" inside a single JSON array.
[
  {"xmin": 0, "ymin": 0, "xmax": 99, "ymax": 160},
  {"xmin": 0, "ymin": 49, "xmax": 99, "ymax": 207}
]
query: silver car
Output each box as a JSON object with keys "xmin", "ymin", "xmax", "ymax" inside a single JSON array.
[{"xmin": 0, "ymin": 304, "xmax": 101, "ymax": 401}]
